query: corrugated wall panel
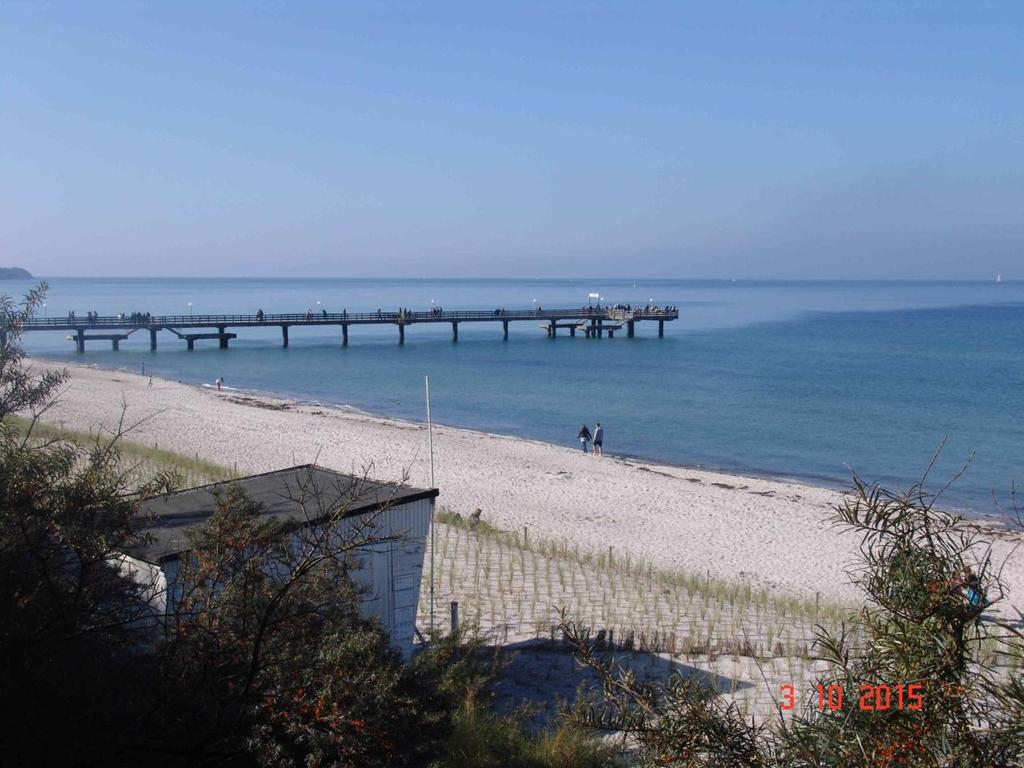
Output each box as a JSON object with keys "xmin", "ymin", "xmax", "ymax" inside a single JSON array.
[
  {"xmin": 151, "ymin": 497, "xmax": 434, "ymax": 659},
  {"xmin": 347, "ymin": 498, "xmax": 433, "ymax": 658}
]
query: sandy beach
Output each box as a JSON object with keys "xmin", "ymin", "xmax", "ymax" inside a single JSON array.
[{"xmin": 32, "ymin": 359, "xmax": 1024, "ymax": 610}]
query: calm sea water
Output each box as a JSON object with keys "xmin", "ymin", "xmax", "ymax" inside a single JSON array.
[{"xmin": 9, "ymin": 277, "xmax": 1024, "ymax": 517}]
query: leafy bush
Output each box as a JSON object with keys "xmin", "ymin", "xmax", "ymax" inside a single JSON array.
[
  {"xmin": 433, "ymin": 698, "xmax": 623, "ymax": 768},
  {"xmin": 561, "ymin": 477, "xmax": 1024, "ymax": 767}
]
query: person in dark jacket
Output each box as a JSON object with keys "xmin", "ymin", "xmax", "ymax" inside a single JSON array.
[
  {"xmin": 578, "ymin": 424, "xmax": 592, "ymax": 453},
  {"xmin": 593, "ymin": 422, "xmax": 604, "ymax": 456}
]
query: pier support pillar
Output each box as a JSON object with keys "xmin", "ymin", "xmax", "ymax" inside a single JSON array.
[
  {"xmin": 569, "ymin": 326, "xmax": 576, "ymax": 337},
  {"xmin": 342, "ymin": 324, "xmax": 349, "ymax": 346},
  {"xmin": 187, "ymin": 338, "xmax": 195, "ymax": 351},
  {"xmin": 627, "ymin": 320, "xmax": 634, "ymax": 338},
  {"xmin": 608, "ymin": 329, "xmax": 614, "ymax": 339},
  {"xmin": 218, "ymin": 326, "xmax": 229, "ymax": 349},
  {"xmin": 398, "ymin": 324, "xmax": 405, "ymax": 344},
  {"xmin": 76, "ymin": 328, "xmax": 85, "ymax": 354},
  {"xmin": 502, "ymin": 320, "xmax": 508, "ymax": 340},
  {"xmin": 150, "ymin": 328, "xmax": 158, "ymax": 351},
  {"xmin": 111, "ymin": 338, "xmax": 120, "ymax": 351},
  {"xmin": 451, "ymin": 322, "xmax": 458, "ymax": 342},
  {"xmin": 281, "ymin": 325, "xmax": 289, "ymax": 347},
  {"xmin": 658, "ymin": 320, "xmax": 664, "ymax": 338}
]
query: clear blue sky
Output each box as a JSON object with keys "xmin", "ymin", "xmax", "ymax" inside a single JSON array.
[{"xmin": 2, "ymin": 2, "xmax": 1021, "ymax": 279}]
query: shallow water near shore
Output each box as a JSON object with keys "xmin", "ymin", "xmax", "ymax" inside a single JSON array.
[{"xmin": 12, "ymin": 277, "xmax": 1024, "ymax": 515}]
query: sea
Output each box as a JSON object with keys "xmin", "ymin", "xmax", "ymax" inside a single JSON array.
[{"xmin": 8, "ymin": 277, "xmax": 1024, "ymax": 518}]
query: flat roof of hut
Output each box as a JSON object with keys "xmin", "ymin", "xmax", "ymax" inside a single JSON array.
[{"xmin": 129, "ymin": 464, "xmax": 438, "ymax": 565}]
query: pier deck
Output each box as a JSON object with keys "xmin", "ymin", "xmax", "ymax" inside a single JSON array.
[{"xmin": 8, "ymin": 306, "xmax": 679, "ymax": 351}]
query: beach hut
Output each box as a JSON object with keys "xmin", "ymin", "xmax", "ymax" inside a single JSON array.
[{"xmin": 119, "ymin": 464, "xmax": 437, "ymax": 658}]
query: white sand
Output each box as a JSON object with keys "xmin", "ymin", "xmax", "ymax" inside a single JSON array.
[{"xmin": 32, "ymin": 360, "xmax": 1024, "ymax": 610}]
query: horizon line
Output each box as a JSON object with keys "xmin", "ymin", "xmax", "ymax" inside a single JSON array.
[{"xmin": 10, "ymin": 275, "xmax": 1020, "ymax": 283}]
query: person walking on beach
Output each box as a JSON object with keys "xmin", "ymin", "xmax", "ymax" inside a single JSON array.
[
  {"xmin": 593, "ymin": 421, "xmax": 604, "ymax": 456},
  {"xmin": 215, "ymin": 376, "xmax": 223, "ymax": 392},
  {"xmin": 578, "ymin": 424, "xmax": 592, "ymax": 453}
]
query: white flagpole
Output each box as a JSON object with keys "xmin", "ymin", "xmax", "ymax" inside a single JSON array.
[{"xmin": 426, "ymin": 375, "xmax": 436, "ymax": 635}]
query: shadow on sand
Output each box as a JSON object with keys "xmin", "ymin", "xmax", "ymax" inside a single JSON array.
[{"xmin": 472, "ymin": 637, "xmax": 755, "ymax": 729}]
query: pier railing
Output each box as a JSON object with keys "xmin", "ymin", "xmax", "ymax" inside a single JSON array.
[
  {"xmin": 17, "ymin": 306, "xmax": 678, "ymax": 330},
  {"xmin": 5, "ymin": 305, "xmax": 678, "ymax": 350}
]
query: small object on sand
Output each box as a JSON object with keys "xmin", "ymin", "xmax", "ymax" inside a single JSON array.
[{"xmin": 470, "ymin": 508, "xmax": 482, "ymax": 527}]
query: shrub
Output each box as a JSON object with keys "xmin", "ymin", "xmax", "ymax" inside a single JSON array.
[{"xmin": 560, "ymin": 476, "xmax": 1024, "ymax": 767}]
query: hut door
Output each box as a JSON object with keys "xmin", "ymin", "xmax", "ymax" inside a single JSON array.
[
  {"xmin": 389, "ymin": 539, "xmax": 422, "ymax": 657},
  {"xmin": 374, "ymin": 545, "xmax": 394, "ymax": 633},
  {"xmin": 352, "ymin": 546, "xmax": 392, "ymax": 633}
]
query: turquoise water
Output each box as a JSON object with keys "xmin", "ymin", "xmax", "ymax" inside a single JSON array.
[{"xmin": 9, "ymin": 277, "xmax": 1024, "ymax": 516}]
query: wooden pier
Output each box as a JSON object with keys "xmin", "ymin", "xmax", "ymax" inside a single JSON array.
[{"xmin": 7, "ymin": 306, "xmax": 679, "ymax": 352}]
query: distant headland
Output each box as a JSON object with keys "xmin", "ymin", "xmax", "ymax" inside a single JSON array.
[{"xmin": 0, "ymin": 267, "xmax": 33, "ymax": 279}]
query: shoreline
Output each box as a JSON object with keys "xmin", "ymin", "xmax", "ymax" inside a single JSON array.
[
  {"xmin": 34, "ymin": 356, "xmax": 1006, "ymax": 524},
  {"xmin": 28, "ymin": 358, "xmax": 1024, "ymax": 609},
  {"xmin": 57, "ymin": 358, "xmax": 867, "ymax": 508}
]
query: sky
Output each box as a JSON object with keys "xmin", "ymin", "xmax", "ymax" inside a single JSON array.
[{"xmin": 1, "ymin": 2, "xmax": 1022, "ymax": 279}]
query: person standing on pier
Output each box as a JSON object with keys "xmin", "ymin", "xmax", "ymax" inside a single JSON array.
[
  {"xmin": 593, "ymin": 422, "xmax": 604, "ymax": 456},
  {"xmin": 578, "ymin": 424, "xmax": 592, "ymax": 453}
]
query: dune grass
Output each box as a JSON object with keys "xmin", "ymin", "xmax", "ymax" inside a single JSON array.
[
  {"xmin": 434, "ymin": 506, "xmax": 854, "ymax": 645},
  {"xmin": 425, "ymin": 508, "xmax": 858, "ymax": 723},
  {"xmin": 4, "ymin": 415, "xmax": 238, "ymax": 489}
]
